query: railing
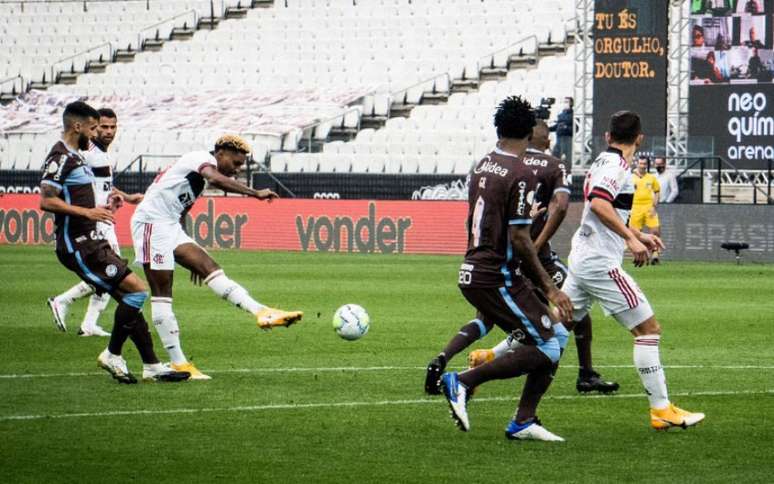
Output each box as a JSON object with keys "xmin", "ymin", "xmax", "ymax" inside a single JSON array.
[
  {"xmin": 50, "ymin": 42, "xmax": 113, "ymax": 84},
  {"xmin": 670, "ymin": 156, "xmax": 773, "ymax": 205},
  {"xmin": 477, "ymin": 34, "xmax": 539, "ymax": 71},
  {"xmin": 296, "ymin": 106, "xmax": 365, "ymax": 153},
  {"xmin": 0, "ymin": 75, "xmax": 26, "ymax": 96},
  {"xmin": 391, "ymin": 72, "xmax": 451, "ymax": 105},
  {"xmin": 137, "ymin": 9, "xmax": 198, "ymax": 49}
]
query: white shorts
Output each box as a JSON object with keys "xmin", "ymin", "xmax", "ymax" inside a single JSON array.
[
  {"xmin": 97, "ymin": 221, "xmax": 120, "ymax": 255},
  {"xmin": 131, "ymin": 219, "xmax": 195, "ymax": 271},
  {"xmin": 563, "ymin": 266, "xmax": 654, "ymax": 330}
]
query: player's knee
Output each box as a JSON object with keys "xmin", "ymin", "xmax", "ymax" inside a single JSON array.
[{"xmin": 122, "ymin": 291, "xmax": 148, "ymax": 310}]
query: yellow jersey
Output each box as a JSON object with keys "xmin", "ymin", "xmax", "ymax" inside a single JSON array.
[{"xmin": 632, "ymin": 172, "xmax": 660, "ymax": 207}]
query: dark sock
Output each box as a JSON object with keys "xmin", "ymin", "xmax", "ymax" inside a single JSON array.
[
  {"xmin": 574, "ymin": 314, "xmax": 593, "ymax": 373},
  {"xmin": 108, "ymin": 302, "xmax": 137, "ymax": 356},
  {"xmin": 515, "ymin": 362, "xmax": 559, "ymax": 423},
  {"xmin": 459, "ymin": 345, "xmax": 551, "ymax": 389},
  {"xmin": 440, "ymin": 321, "xmax": 484, "ymax": 362},
  {"xmin": 129, "ymin": 311, "xmax": 159, "ymax": 364}
]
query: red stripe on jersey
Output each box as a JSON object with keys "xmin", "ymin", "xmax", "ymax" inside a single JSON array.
[
  {"xmin": 589, "ymin": 187, "xmax": 614, "ymax": 202},
  {"xmin": 197, "ymin": 162, "xmax": 213, "ymax": 174}
]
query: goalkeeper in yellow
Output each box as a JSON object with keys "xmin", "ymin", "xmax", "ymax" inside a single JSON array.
[{"xmin": 630, "ymin": 157, "xmax": 662, "ymax": 264}]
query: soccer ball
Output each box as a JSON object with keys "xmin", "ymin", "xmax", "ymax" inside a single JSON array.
[{"xmin": 332, "ymin": 304, "xmax": 370, "ymax": 341}]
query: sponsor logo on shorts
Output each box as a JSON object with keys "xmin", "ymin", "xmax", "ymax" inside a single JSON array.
[
  {"xmin": 509, "ymin": 329, "xmax": 526, "ymax": 343},
  {"xmin": 105, "ymin": 264, "xmax": 118, "ymax": 277},
  {"xmin": 153, "ymin": 254, "xmax": 164, "ymax": 265},
  {"xmin": 552, "ymin": 271, "xmax": 564, "ymax": 285},
  {"xmin": 540, "ymin": 314, "xmax": 552, "ymax": 329}
]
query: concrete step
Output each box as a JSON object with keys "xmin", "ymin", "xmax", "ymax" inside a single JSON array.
[
  {"xmin": 389, "ymin": 104, "xmax": 414, "ymax": 118},
  {"xmin": 114, "ymin": 50, "xmax": 136, "ymax": 63}
]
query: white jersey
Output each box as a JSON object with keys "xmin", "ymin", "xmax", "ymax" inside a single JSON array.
[
  {"xmin": 569, "ymin": 148, "xmax": 635, "ymax": 272},
  {"xmin": 83, "ymin": 141, "xmax": 113, "ymax": 207},
  {"xmin": 132, "ymin": 151, "xmax": 217, "ymax": 224}
]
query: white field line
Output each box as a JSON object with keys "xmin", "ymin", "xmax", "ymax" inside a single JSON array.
[
  {"xmin": 0, "ymin": 364, "xmax": 773, "ymax": 380},
  {"xmin": 1, "ymin": 389, "xmax": 771, "ymax": 422}
]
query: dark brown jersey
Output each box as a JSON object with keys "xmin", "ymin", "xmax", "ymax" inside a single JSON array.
[
  {"xmin": 523, "ymin": 148, "xmax": 571, "ymax": 261},
  {"xmin": 458, "ymin": 148, "xmax": 539, "ymax": 289},
  {"xmin": 40, "ymin": 141, "xmax": 98, "ymax": 253}
]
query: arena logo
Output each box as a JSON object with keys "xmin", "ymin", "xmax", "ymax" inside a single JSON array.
[
  {"xmin": 296, "ymin": 202, "xmax": 412, "ymax": 254},
  {"xmin": 0, "ymin": 208, "xmax": 56, "ymax": 244},
  {"xmin": 313, "ymin": 192, "xmax": 341, "ymax": 199},
  {"xmin": 0, "ymin": 186, "xmax": 41, "ymax": 195},
  {"xmin": 183, "ymin": 199, "xmax": 248, "ymax": 249}
]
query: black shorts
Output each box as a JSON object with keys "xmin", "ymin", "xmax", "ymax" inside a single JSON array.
[
  {"xmin": 56, "ymin": 240, "xmax": 131, "ymax": 295},
  {"xmin": 540, "ymin": 252, "xmax": 568, "ymax": 289},
  {"xmin": 461, "ymin": 282, "xmax": 555, "ymax": 347}
]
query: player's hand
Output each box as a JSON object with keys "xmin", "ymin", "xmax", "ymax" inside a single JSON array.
[
  {"xmin": 84, "ymin": 207, "xmax": 114, "ymax": 224},
  {"xmin": 255, "ymin": 189, "xmax": 279, "ymax": 201},
  {"xmin": 545, "ymin": 287, "xmax": 573, "ymax": 323},
  {"xmin": 639, "ymin": 233, "xmax": 665, "ymax": 252},
  {"xmin": 529, "ymin": 203, "xmax": 546, "ymax": 220},
  {"xmin": 626, "ymin": 235, "xmax": 649, "ymax": 267}
]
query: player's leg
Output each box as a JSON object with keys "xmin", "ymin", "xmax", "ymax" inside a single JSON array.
[
  {"xmin": 173, "ymin": 242, "xmax": 302, "ymax": 329},
  {"xmin": 47, "ymin": 280, "xmax": 93, "ymax": 332},
  {"xmin": 425, "ymin": 315, "xmax": 493, "ymax": 395},
  {"xmin": 573, "ymin": 314, "xmax": 619, "ymax": 393},
  {"xmin": 648, "ymin": 211, "xmax": 662, "ymax": 264},
  {"xmin": 597, "ymin": 267, "xmax": 704, "ymax": 429},
  {"xmin": 79, "ymin": 225, "xmax": 120, "ymax": 336}
]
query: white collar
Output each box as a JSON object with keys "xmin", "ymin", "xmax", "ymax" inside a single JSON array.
[{"xmin": 494, "ymin": 146, "xmax": 520, "ymax": 158}]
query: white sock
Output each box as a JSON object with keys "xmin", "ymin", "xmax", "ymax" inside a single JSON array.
[
  {"xmin": 55, "ymin": 281, "xmax": 93, "ymax": 305},
  {"xmin": 81, "ymin": 293, "xmax": 110, "ymax": 330},
  {"xmin": 633, "ymin": 335, "xmax": 670, "ymax": 409},
  {"xmin": 151, "ymin": 297, "xmax": 187, "ymax": 365},
  {"xmin": 204, "ymin": 270, "xmax": 264, "ymax": 315},
  {"xmin": 492, "ymin": 338, "xmax": 511, "ymax": 357}
]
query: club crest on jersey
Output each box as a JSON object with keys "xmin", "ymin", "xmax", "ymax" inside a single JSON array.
[
  {"xmin": 153, "ymin": 253, "xmax": 164, "ymax": 265},
  {"xmin": 105, "ymin": 264, "xmax": 118, "ymax": 277},
  {"xmin": 474, "ymin": 160, "xmax": 509, "ymax": 177},
  {"xmin": 46, "ymin": 161, "xmax": 59, "ymax": 174},
  {"xmin": 541, "ymin": 314, "xmax": 552, "ymax": 329}
]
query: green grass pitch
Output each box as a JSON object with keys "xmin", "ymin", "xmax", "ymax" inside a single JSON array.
[{"xmin": 1, "ymin": 245, "xmax": 772, "ymax": 483}]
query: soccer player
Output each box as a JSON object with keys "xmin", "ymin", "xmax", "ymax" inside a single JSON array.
[
  {"xmin": 40, "ymin": 101, "xmax": 188, "ymax": 383},
  {"xmin": 130, "ymin": 135, "xmax": 303, "ymax": 380},
  {"xmin": 426, "ymin": 97, "xmax": 574, "ymax": 441},
  {"xmin": 563, "ymin": 111, "xmax": 704, "ymax": 430},
  {"xmin": 465, "ymin": 121, "xmax": 619, "ymax": 394},
  {"xmin": 47, "ymin": 108, "xmax": 143, "ymax": 336},
  {"xmin": 630, "ymin": 156, "xmax": 661, "ymax": 263}
]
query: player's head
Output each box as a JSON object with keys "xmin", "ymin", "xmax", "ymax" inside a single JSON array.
[
  {"xmin": 96, "ymin": 108, "xmax": 117, "ymax": 147},
  {"xmin": 494, "ymin": 96, "xmax": 536, "ymax": 141},
  {"xmin": 607, "ymin": 110, "xmax": 643, "ymax": 147},
  {"xmin": 654, "ymin": 157, "xmax": 666, "ymax": 173},
  {"xmin": 213, "ymin": 134, "xmax": 251, "ymax": 176},
  {"xmin": 529, "ymin": 120, "xmax": 551, "ymax": 152},
  {"xmin": 63, "ymin": 101, "xmax": 99, "ymax": 151}
]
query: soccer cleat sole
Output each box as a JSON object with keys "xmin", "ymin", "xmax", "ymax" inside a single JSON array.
[
  {"xmin": 576, "ymin": 382, "xmax": 620, "ymax": 394},
  {"xmin": 97, "ymin": 361, "xmax": 137, "ymax": 384},
  {"xmin": 258, "ymin": 311, "xmax": 304, "ymax": 330},
  {"xmin": 143, "ymin": 371, "xmax": 191, "ymax": 383},
  {"xmin": 46, "ymin": 298, "xmax": 67, "ymax": 332},
  {"xmin": 424, "ymin": 363, "xmax": 443, "ymax": 395},
  {"xmin": 440, "ymin": 374, "xmax": 469, "ymax": 432},
  {"xmin": 652, "ymin": 414, "xmax": 705, "ymax": 431}
]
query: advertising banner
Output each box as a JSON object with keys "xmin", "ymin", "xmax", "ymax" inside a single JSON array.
[
  {"xmin": 593, "ymin": 0, "xmax": 670, "ymax": 142},
  {"xmin": 688, "ymin": 1, "xmax": 774, "ymax": 168},
  {"xmin": 0, "ymin": 195, "xmax": 469, "ymax": 255}
]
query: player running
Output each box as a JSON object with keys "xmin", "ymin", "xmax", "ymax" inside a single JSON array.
[
  {"xmin": 426, "ymin": 97, "xmax": 574, "ymax": 441},
  {"xmin": 630, "ymin": 156, "xmax": 662, "ymax": 264},
  {"xmin": 130, "ymin": 135, "xmax": 303, "ymax": 380},
  {"xmin": 40, "ymin": 101, "xmax": 188, "ymax": 383},
  {"xmin": 563, "ymin": 111, "xmax": 704, "ymax": 430},
  {"xmin": 47, "ymin": 108, "xmax": 143, "ymax": 336},
  {"xmin": 464, "ymin": 121, "xmax": 619, "ymax": 394}
]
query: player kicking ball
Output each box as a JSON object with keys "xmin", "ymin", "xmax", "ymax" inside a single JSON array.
[
  {"xmin": 129, "ymin": 135, "xmax": 303, "ymax": 380},
  {"xmin": 40, "ymin": 101, "xmax": 189, "ymax": 384},
  {"xmin": 426, "ymin": 97, "xmax": 574, "ymax": 441},
  {"xmin": 563, "ymin": 111, "xmax": 704, "ymax": 430}
]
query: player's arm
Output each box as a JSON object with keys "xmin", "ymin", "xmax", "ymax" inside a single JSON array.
[
  {"xmin": 200, "ymin": 166, "xmax": 278, "ymax": 201},
  {"xmin": 533, "ymin": 190, "xmax": 569, "ymax": 252},
  {"xmin": 667, "ymin": 174, "xmax": 679, "ymax": 202},
  {"xmin": 509, "ymin": 225, "xmax": 572, "ymax": 321},
  {"xmin": 589, "ymin": 198, "xmax": 651, "ymax": 267},
  {"xmin": 112, "ymin": 187, "xmax": 143, "ymax": 204},
  {"xmin": 39, "ymin": 182, "xmax": 114, "ymax": 223},
  {"xmin": 651, "ymin": 178, "xmax": 660, "ymax": 210}
]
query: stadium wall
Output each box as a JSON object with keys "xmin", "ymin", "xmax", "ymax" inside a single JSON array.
[{"xmin": 0, "ymin": 195, "xmax": 772, "ymax": 261}]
